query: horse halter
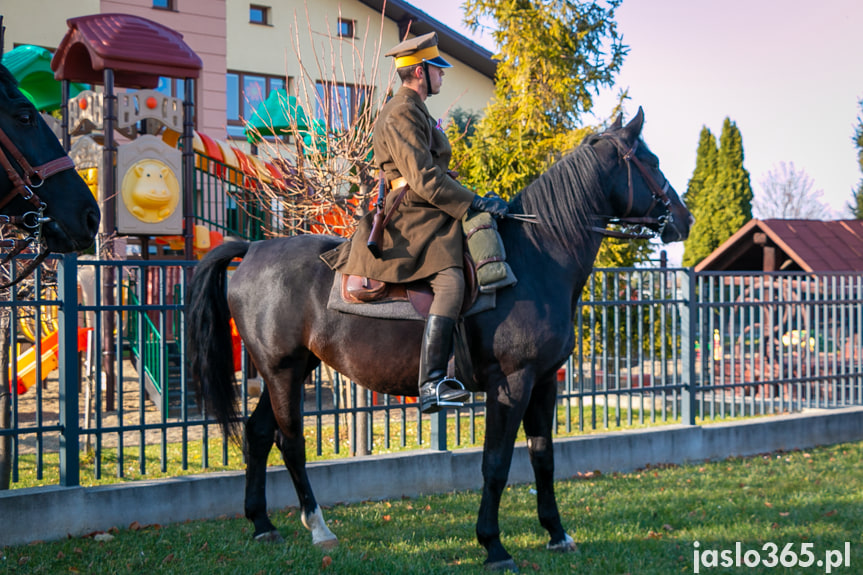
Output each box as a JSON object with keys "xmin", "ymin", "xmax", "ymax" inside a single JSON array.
[
  {"xmin": 0, "ymin": 123, "xmax": 74, "ymax": 287},
  {"xmin": 593, "ymin": 134, "xmax": 674, "ymax": 240}
]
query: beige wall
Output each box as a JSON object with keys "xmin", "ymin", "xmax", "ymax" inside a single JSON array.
[
  {"xmin": 4, "ymin": 0, "xmax": 493, "ymax": 140},
  {"xmin": 100, "ymin": 0, "xmax": 228, "ymax": 139},
  {"xmin": 225, "ymin": 0, "xmax": 493, "ymax": 124},
  {"xmin": 1, "ymin": 0, "xmax": 100, "ymax": 51}
]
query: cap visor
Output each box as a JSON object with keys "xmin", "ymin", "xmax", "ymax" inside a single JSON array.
[{"xmin": 426, "ymin": 56, "xmax": 452, "ymax": 68}]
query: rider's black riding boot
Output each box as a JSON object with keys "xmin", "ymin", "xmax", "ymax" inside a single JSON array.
[{"xmin": 418, "ymin": 314, "xmax": 470, "ymax": 414}]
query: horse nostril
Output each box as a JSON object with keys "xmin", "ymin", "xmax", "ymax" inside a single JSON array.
[{"xmin": 86, "ymin": 208, "xmax": 101, "ymax": 235}]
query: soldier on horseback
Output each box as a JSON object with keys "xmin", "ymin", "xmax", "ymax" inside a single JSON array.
[{"xmin": 322, "ymin": 31, "xmax": 508, "ymax": 413}]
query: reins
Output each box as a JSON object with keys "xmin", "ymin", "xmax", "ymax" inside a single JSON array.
[
  {"xmin": 591, "ymin": 134, "xmax": 674, "ymax": 240},
  {"xmin": 0, "ymin": 123, "xmax": 74, "ymax": 289}
]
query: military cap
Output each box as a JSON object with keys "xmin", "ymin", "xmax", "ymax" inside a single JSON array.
[{"xmin": 385, "ymin": 31, "xmax": 452, "ymax": 69}]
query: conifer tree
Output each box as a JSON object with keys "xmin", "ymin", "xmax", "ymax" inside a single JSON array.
[
  {"xmin": 681, "ymin": 118, "xmax": 753, "ymax": 267},
  {"xmin": 682, "ymin": 127, "xmax": 719, "ymax": 266},
  {"xmin": 452, "ymin": 0, "xmax": 626, "ymax": 197},
  {"xmin": 448, "ymin": 1, "xmax": 656, "ymax": 267},
  {"xmin": 849, "ymin": 98, "xmax": 863, "ymax": 219},
  {"xmin": 716, "ymin": 118, "xmax": 753, "ymax": 235}
]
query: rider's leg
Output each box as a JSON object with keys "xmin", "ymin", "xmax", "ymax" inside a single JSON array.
[{"xmin": 419, "ymin": 267, "xmax": 470, "ymax": 414}]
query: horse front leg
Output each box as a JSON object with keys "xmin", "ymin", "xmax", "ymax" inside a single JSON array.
[
  {"xmin": 523, "ymin": 376, "xmax": 575, "ymax": 552},
  {"xmin": 477, "ymin": 374, "xmax": 531, "ymax": 571},
  {"xmin": 244, "ymin": 387, "xmax": 283, "ymax": 542}
]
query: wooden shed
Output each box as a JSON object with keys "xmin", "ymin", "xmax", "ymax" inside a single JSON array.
[{"xmin": 694, "ymin": 219, "xmax": 863, "ymax": 272}]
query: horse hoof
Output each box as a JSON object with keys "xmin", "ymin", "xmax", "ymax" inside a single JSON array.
[
  {"xmin": 485, "ymin": 558, "xmax": 519, "ymax": 572},
  {"xmin": 315, "ymin": 537, "xmax": 339, "ymax": 550},
  {"xmin": 547, "ymin": 533, "xmax": 577, "ymax": 552},
  {"xmin": 254, "ymin": 530, "xmax": 285, "ymax": 544}
]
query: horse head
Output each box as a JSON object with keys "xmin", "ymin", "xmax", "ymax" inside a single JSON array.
[
  {"xmin": 0, "ymin": 64, "xmax": 100, "ymax": 255},
  {"xmin": 594, "ymin": 106, "xmax": 693, "ymax": 243}
]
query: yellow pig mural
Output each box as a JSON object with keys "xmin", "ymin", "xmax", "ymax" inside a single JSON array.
[{"xmin": 121, "ymin": 159, "xmax": 180, "ymax": 223}]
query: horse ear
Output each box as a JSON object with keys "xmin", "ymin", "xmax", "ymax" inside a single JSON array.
[
  {"xmin": 622, "ymin": 106, "xmax": 645, "ymax": 140},
  {"xmin": 609, "ymin": 113, "xmax": 623, "ymax": 131}
]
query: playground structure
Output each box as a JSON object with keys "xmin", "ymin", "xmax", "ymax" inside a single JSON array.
[
  {"xmin": 2, "ymin": 13, "xmax": 364, "ymax": 413},
  {"xmin": 11, "ymin": 328, "xmax": 92, "ymax": 394}
]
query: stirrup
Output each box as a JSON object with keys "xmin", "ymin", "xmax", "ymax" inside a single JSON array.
[
  {"xmin": 438, "ymin": 377, "xmax": 469, "ymax": 405},
  {"xmin": 420, "ymin": 377, "xmax": 470, "ymax": 414}
]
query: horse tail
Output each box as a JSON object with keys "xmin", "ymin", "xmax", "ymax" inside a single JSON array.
[{"xmin": 186, "ymin": 240, "xmax": 251, "ymax": 440}]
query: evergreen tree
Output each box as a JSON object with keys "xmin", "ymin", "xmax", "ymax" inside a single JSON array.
[
  {"xmin": 681, "ymin": 118, "xmax": 753, "ymax": 267},
  {"xmin": 452, "ymin": 0, "xmax": 626, "ymax": 197},
  {"xmin": 848, "ymin": 98, "xmax": 863, "ymax": 219},
  {"xmin": 682, "ymin": 127, "xmax": 719, "ymax": 266},
  {"xmin": 716, "ymin": 118, "xmax": 753, "ymax": 235},
  {"xmin": 449, "ymin": 1, "xmax": 656, "ymax": 267}
]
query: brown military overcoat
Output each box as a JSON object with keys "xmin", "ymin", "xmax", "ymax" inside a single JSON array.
[{"xmin": 321, "ymin": 86, "xmax": 475, "ymax": 283}]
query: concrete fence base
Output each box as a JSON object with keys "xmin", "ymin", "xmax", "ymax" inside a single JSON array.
[{"xmin": 3, "ymin": 407, "xmax": 863, "ymax": 547}]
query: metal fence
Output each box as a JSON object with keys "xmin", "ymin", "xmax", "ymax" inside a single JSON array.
[{"xmin": 1, "ymin": 257, "xmax": 861, "ymax": 489}]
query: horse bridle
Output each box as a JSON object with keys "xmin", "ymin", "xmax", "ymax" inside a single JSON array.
[
  {"xmin": 593, "ymin": 134, "xmax": 674, "ymax": 240},
  {"xmin": 0, "ymin": 124, "xmax": 73, "ymax": 287}
]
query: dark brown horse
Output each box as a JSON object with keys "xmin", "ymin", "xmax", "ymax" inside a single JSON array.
[
  {"xmin": 187, "ymin": 108, "xmax": 692, "ymax": 571},
  {"xmin": 0, "ymin": 64, "xmax": 100, "ymax": 260}
]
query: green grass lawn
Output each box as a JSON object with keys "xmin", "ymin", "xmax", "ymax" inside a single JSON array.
[{"xmin": 3, "ymin": 441, "xmax": 861, "ymax": 574}]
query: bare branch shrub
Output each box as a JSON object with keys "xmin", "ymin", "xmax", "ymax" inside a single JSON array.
[
  {"xmin": 755, "ymin": 161, "xmax": 832, "ymax": 220},
  {"xmin": 240, "ymin": 6, "xmax": 396, "ymax": 238}
]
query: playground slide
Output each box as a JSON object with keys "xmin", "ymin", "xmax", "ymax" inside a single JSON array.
[{"xmin": 11, "ymin": 328, "xmax": 92, "ymax": 394}]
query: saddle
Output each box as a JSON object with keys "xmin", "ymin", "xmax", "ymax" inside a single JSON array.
[{"xmin": 341, "ymin": 253, "xmax": 479, "ymax": 319}]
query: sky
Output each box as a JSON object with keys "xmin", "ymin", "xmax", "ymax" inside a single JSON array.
[{"xmin": 415, "ymin": 0, "xmax": 863, "ymax": 264}]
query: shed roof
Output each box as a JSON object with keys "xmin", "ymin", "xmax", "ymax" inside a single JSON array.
[
  {"xmin": 695, "ymin": 219, "xmax": 863, "ymax": 272},
  {"xmin": 51, "ymin": 13, "xmax": 202, "ymax": 89}
]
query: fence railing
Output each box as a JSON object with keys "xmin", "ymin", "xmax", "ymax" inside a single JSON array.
[{"xmin": 1, "ymin": 257, "xmax": 861, "ymax": 490}]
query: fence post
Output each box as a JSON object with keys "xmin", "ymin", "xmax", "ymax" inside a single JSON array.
[
  {"xmin": 58, "ymin": 252, "xmax": 80, "ymax": 486},
  {"xmin": 429, "ymin": 410, "xmax": 447, "ymax": 451},
  {"xmin": 679, "ymin": 268, "xmax": 697, "ymax": 426}
]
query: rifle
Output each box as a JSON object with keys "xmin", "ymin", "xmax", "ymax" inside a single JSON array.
[{"xmin": 366, "ymin": 175, "xmax": 387, "ymax": 258}]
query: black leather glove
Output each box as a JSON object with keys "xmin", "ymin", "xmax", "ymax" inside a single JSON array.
[{"xmin": 471, "ymin": 194, "xmax": 509, "ymax": 218}]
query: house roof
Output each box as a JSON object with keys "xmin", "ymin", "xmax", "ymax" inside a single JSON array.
[
  {"xmin": 695, "ymin": 219, "xmax": 863, "ymax": 273},
  {"xmin": 356, "ymin": 0, "xmax": 497, "ymax": 80},
  {"xmin": 51, "ymin": 13, "xmax": 202, "ymax": 89}
]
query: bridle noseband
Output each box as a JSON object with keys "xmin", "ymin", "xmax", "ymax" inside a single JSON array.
[
  {"xmin": 0, "ymin": 124, "xmax": 75, "ymax": 287},
  {"xmin": 592, "ymin": 134, "xmax": 674, "ymax": 240}
]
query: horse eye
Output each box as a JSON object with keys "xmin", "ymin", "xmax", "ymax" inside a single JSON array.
[{"xmin": 16, "ymin": 110, "xmax": 35, "ymax": 125}]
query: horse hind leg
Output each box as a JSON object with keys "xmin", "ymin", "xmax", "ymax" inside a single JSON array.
[
  {"xmin": 244, "ymin": 387, "xmax": 284, "ymax": 542},
  {"xmin": 270, "ymin": 362, "xmax": 338, "ymax": 549},
  {"xmin": 523, "ymin": 379, "xmax": 576, "ymax": 553},
  {"xmin": 274, "ymin": 426, "xmax": 338, "ymax": 549}
]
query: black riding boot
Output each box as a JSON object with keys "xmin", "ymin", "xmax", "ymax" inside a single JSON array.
[{"xmin": 419, "ymin": 314, "xmax": 471, "ymax": 414}]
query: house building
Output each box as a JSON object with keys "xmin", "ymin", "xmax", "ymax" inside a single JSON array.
[
  {"xmin": 694, "ymin": 219, "xmax": 863, "ymax": 273},
  {"xmin": 2, "ymin": 0, "xmax": 496, "ymax": 146}
]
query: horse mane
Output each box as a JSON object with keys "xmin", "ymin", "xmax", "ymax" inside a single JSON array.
[
  {"xmin": 512, "ymin": 135, "xmax": 606, "ymax": 260},
  {"xmin": 0, "ymin": 64, "xmax": 17, "ymax": 90}
]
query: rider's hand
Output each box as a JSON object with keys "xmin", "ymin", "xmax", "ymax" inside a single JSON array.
[{"xmin": 471, "ymin": 194, "xmax": 509, "ymax": 218}]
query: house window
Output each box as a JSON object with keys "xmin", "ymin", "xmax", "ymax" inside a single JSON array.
[
  {"xmin": 337, "ymin": 18, "xmax": 355, "ymax": 38},
  {"xmin": 250, "ymin": 5, "xmax": 270, "ymax": 25},
  {"xmin": 314, "ymin": 82, "xmax": 369, "ymax": 131},
  {"xmin": 226, "ymin": 71, "xmax": 287, "ymax": 139},
  {"xmin": 152, "ymin": 0, "xmax": 174, "ymax": 10},
  {"xmin": 155, "ymin": 76, "xmax": 185, "ymax": 99}
]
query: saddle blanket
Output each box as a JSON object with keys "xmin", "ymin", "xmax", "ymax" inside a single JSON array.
[{"xmin": 326, "ymin": 271, "xmax": 496, "ymax": 321}]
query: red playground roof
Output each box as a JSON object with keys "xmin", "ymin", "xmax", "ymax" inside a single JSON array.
[{"xmin": 52, "ymin": 13, "xmax": 202, "ymax": 89}]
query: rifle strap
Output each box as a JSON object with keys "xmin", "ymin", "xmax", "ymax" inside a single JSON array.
[{"xmin": 381, "ymin": 182, "xmax": 409, "ymax": 228}]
